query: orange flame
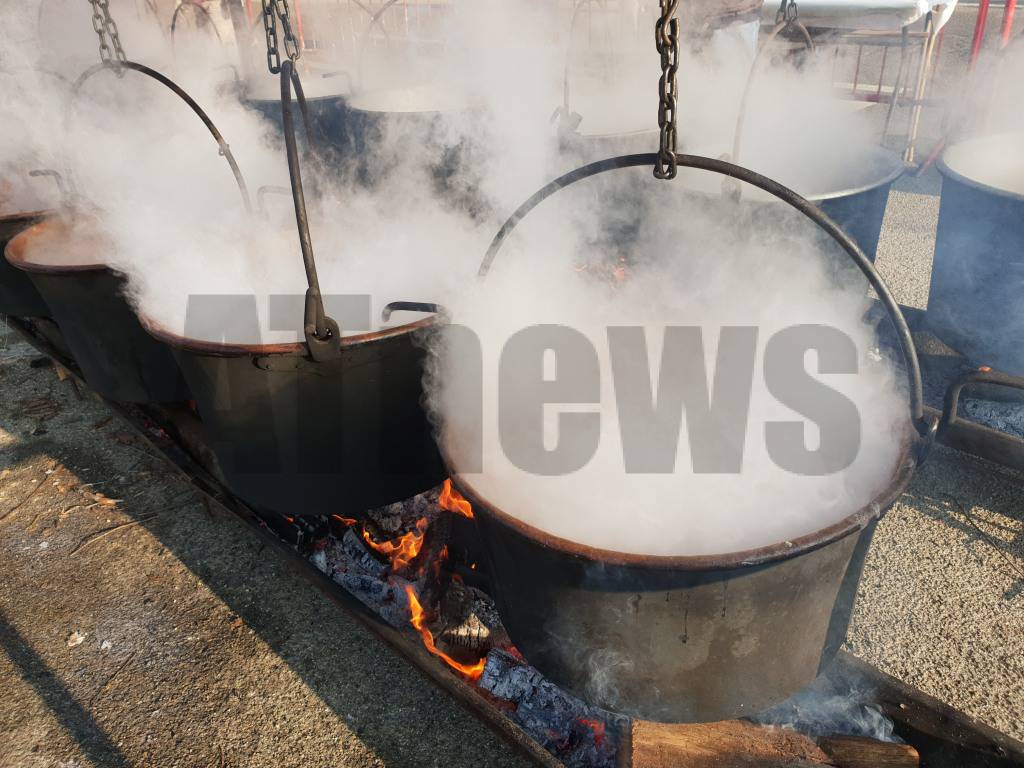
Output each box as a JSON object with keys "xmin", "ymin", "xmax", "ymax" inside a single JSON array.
[
  {"xmin": 404, "ymin": 585, "xmax": 486, "ymax": 680},
  {"xmin": 577, "ymin": 717, "xmax": 606, "ymax": 747},
  {"xmin": 331, "ymin": 514, "xmax": 358, "ymax": 526},
  {"xmin": 362, "ymin": 517, "xmax": 429, "ymax": 570},
  {"xmin": 439, "ymin": 479, "xmax": 473, "ymax": 519}
]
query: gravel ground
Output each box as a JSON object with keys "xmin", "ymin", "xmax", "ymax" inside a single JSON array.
[
  {"xmin": 0, "ymin": 328, "xmax": 533, "ymax": 768},
  {"xmin": 838, "ymin": 15, "xmax": 1024, "ymax": 736}
]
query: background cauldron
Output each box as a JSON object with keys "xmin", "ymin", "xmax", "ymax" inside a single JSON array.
[
  {"xmin": 5, "ymin": 216, "xmax": 189, "ymax": 403},
  {"xmin": 927, "ymin": 131, "xmax": 1024, "ymax": 375},
  {"xmin": 464, "ymin": 152, "xmax": 934, "ymax": 723},
  {"xmin": 148, "ymin": 60, "xmax": 445, "ymax": 519},
  {"xmin": 678, "ymin": 145, "xmax": 905, "ymax": 262},
  {"xmin": 143, "ymin": 317, "xmax": 445, "ymax": 518},
  {"xmin": 0, "ymin": 209, "xmax": 51, "ymax": 317}
]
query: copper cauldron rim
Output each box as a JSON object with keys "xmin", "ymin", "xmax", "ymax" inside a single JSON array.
[
  {"xmin": 140, "ymin": 312, "xmax": 437, "ymax": 357},
  {"xmin": 4, "ymin": 215, "xmax": 111, "ymax": 275},
  {"xmin": 445, "ymin": 428, "xmax": 918, "ymax": 572},
  {"xmin": 0, "ymin": 208, "xmax": 52, "ymax": 224}
]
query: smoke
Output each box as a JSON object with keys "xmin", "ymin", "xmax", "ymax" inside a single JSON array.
[
  {"xmin": 417, "ymin": 2, "xmax": 908, "ymax": 556},
  {"xmin": 4, "ymin": 0, "xmax": 909, "ymax": 554}
]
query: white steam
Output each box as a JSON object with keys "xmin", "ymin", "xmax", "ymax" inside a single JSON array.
[{"xmin": 4, "ymin": 0, "xmax": 909, "ymax": 554}]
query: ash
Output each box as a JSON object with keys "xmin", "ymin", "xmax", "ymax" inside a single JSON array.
[
  {"xmin": 961, "ymin": 397, "xmax": 1024, "ymax": 439},
  {"xmin": 480, "ymin": 650, "xmax": 620, "ymax": 768},
  {"xmin": 307, "ymin": 487, "xmax": 619, "ymax": 767},
  {"xmin": 753, "ymin": 683, "xmax": 899, "ymax": 743}
]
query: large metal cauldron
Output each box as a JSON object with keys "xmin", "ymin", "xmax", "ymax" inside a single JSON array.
[
  {"xmin": 5, "ymin": 217, "xmax": 189, "ymax": 403},
  {"xmin": 927, "ymin": 132, "xmax": 1024, "ymax": 375},
  {"xmin": 466, "ymin": 153, "xmax": 934, "ymax": 723},
  {"xmin": 140, "ymin": 60, "xmax": 446, "ymax": 519},
  {"xmin": 813, "ymin": 147, "xmax": 905, "ymax": 263},
  {"xmin": 143, "ymin": 319, "xmax": 445, "ymax": 518},
  {"xmin": 680, "ymin": 146, "xmax": 904, "ymax": 262},
  {"xmin": 454, "ymin": 459, "xmax": 912, "ymax": 722},
  {"xmin": 244, "ymin": 72, "xmax": 353, "ymax": 165},
  {"xmin": 0, "ymin": 210, "xmax": 51, "ymax": 316}
]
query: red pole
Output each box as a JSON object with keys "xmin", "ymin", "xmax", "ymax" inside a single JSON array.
[
  {"xmin": 294, "ymin": 0, "xmax": 306, "ymax": 50},
  {"xmin": 969, "ymin": 0, "xmax": 991, "ymax": 67},
  {"xmin": 1001, "ymin": 0, "xmax": 1017, "ymax": 47}
]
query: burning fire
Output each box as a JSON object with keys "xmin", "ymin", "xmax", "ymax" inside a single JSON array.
[
  {"xmin": 439, "ymin": 479, "xmax": 473, "ymax": 519},
  {"xmin": 577, "ymin": 717, "xmax": 606, "ymax": 748},
  {"xmin": 362, "ymin": 517, "xmax": 429, "ymax": 570},
  {"xmin": 404, "ymin": 585, "xmax": 486, "ymax": 680}
]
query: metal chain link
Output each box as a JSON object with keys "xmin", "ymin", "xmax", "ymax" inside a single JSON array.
[
  {"xmin": 654, "ymin": 0, "xmax": 679, "ymax": 180},
  {"xmin": 775, "ymin": 0, "xmax": 799, "ymax": 24},
  {"xmin": 88, "ymin": 0, "xmax": 127, "ymax": 65},
  {"xmin": 261, "ymin": 0, "xmax": 301, "ymax": 75}
]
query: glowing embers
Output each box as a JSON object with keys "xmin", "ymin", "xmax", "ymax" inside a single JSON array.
[
  {"xmin": 321, "ymin": 482, "xmax": 489, "ymax": 678},
  {"xmin": 363, "ymin": 517, "xmax": 429, "ymax": 571},
  {"xmin": 405, "ymin": 585, "xmax": 486, "ymax": 680},
  {"xmin": 439, "ymin": 478, "xmax": 473, "ymax": 519}
]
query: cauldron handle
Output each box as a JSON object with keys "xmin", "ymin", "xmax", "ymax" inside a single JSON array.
[
  {"xmin": 940, "ymin": 369, "xmax": 1024, "ymax": 450},
  {"xmin": 477, "ymin": 152, "xmax": 935, "ymax": 440},
  {"xmin": 382, "ymin": 301, "xmax": 450, "ymax": 323},
  {"xmin": 71, "ymin": 61, "xmax": 252, "ymax": 213},
  {"xmin": 280, "ymin": 58, "xmax": 342, "ymax": 362},
  {"xmin": 729, "ymin": 2, "xmax": 815, "ymax": 193}
]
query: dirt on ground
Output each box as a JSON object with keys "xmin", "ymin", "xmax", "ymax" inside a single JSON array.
[{"xmin": 0, "ymin": 326, "xmax": 533, "ymax": 768}]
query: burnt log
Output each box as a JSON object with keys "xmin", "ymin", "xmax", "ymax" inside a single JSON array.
[{"xmin": 627, "ymin": 720, "xmax": 920, "ymax": 768}]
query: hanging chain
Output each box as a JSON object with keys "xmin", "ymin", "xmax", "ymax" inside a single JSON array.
[
  {"xmin": 654, "ymin": 0, "xmax": 680, "ymax": 179},
  {"xmin": 88, "ymin": 0, "xmax": 127, "ymax": 65},
  {"xmin": 261, "ymin": 0, "xmax": 301, "ymax": 75},
  {"xmin": 775, "ymin": 0, "xmax": 799, "ymax": 24}
]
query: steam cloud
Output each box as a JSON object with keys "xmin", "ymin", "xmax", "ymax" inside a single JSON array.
[{"xmin": 4, "ymin": 0, "xmax": 915, "ymax": 555}]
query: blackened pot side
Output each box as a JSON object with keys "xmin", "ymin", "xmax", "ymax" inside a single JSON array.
[
  {"xmin": 143, "ymin": 319, "xmax": 445, "ymax": 519},
  {"xmin": 448, "ymin": 432, "xmax": 918, "ymax": 723},
  {"xmin": 5, "ymin": 217, "xmax": 190, "ymax": 403},
  {"xmin": 927, "ymin": 132, "xmax": 1024, "ymax": 375},
  {"xmin": 0, "ymin": 210, "xmax": 51, "ymax": 316}
]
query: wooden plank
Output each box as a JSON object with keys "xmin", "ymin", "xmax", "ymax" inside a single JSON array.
[{"xmin": 629, "ymin": 720, "xmax": 832, "ymax": 768}]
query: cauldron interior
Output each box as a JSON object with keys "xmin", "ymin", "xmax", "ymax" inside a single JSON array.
[
  {"xmin": 927, "ymin": 131, "xmax": 1024, "ymax": 375},
  {"xmin": 5, "ymin": 217, "xmax": 190, "ymax": 403}
]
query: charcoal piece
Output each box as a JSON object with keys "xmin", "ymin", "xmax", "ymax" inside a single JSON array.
[
  {"xmin": 439, "ymin": 582, "xmax": 510, "ymax": 652},
  {"xmin": 480, "ymin": 650, "xmax": 545, "ymax": 702},
  {"xmin": 341, "ymin": 528, "xmax": 388, "ymax": 577},
  {"xmin": 316, "ymin": 536, "xmax": 351, "ymax": 577},
  {"xmin": 406, "ymin": 491, "xmax": 434, "ymax": 518},
  {"xmin": 366, "ymin": 501, "xmax": 407, "ymax": 533},
  {"xmin": 309, "ymin": 547, "xmax": 328, "ymax": 574}
]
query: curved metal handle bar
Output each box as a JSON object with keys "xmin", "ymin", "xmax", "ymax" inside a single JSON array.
[
  {"xmin": 72, "ymin": 60, "xmax": 252, "ymax": 213},
  {"xmin": 381, "ymin": 301, "xmax": 449, "ymax": 322},
  {"xmin": 477, "ymin": 151, "xmax": 930, "ymax": 434},
  {"xmin": 280, "ymin": 58, "xmax": 341, "ymax": 361},
  {"xmin": 730, "ymin": 18, "xmax": 814, "ymax": 172},
  {"xmin": 171, "ymin": 0, "xmax": 224, "ymax": 44},
  {"xmin": 941, "ymin": 369, "xmax": 1024, "ymax": 437},
  {"xmin": 28, "ymin": 169, "xmax": 74, "ymax": 208},
  {"xmin": 256, "ymin": 184, "xmax": 292, "ymax": 214}
]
